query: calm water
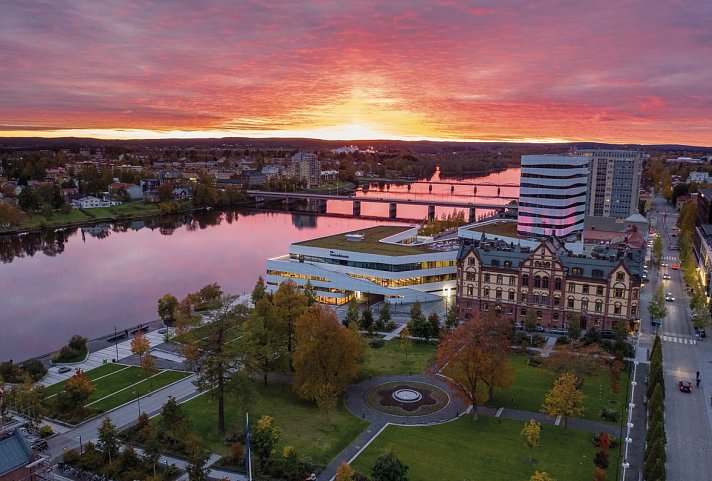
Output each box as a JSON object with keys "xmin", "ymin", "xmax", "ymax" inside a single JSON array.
[{"xmin": 0, "ymin": 167, "xmax": 520, "ymax": 362}]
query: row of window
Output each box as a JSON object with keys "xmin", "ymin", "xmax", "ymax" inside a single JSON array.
[
  {"xmin": 462, "ymin": 298, "xmax": 637, "ymax": 317},
  {"xmin": 463, "ymin": 271, "xmax": 630, "ymax": 294},
  {"xmin": 291, "ymin": 254, "xmax": 457, "ymax": 272}
]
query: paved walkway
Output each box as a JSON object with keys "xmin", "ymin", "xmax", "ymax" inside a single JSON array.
[{"xmin": 318, "ymin": 373, "xmax": 620, "ymax": 481}]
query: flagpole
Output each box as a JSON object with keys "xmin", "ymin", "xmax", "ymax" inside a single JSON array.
[{"xmin": 246, "ymin": 412, "xmax": 252, "ymax": 481}]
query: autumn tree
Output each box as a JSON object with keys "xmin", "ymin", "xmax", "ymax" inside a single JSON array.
[
  {"xmin": 251, "ymin": 415, "xmax": 280, "ymax": 469},
  {"xmin": 529, "ymin": 472, "xmax": 554, "ymax": 481},
  {"xmin": 335, "ymin": 461, "xmax": 357, "ymax": 481},
  {"xmin": 0, "ymin": 202, "xmax": 24, "ymax": 228},
  {"xmin": 294, "ymin": 304, "xmax": 362, "ymax": 415},
  {"xmin": 58, "ymin": 369, "xmax": 95, "ymax": 412},
  {"xmin": 649, "ymin": 285, "xmax": 667, "ymax": 327},
  {"xmin": 344, "ymin": 297, "xmax": 360, "ymax": 326},
  {"xmin": 445, "ymin": 301, "xmax": 459, "ymax": 329},
  {"xmin": 244, "ymin": 297, "xmax": 285, "ymax": 384},
  {"xmin": 181, "ymin": 294, "xmax": 249, "ymax": 433},
  {"xmin": 273, "ymin": 280, "xmax": 308, "ymax": 370},
  {"xmin": 158, "ymin": 396, "xmax": 190, "ymax": 447},
  {"xmin": 521, "ymin": 418, "xmax": 541, "ymax": 464},
  {"xmin": 399, "ymin": 326, "xmax": 412, "ymax": 360},
  {"xmin": 197, "ymin": 282, "xmax": 223, "ymax": 310},
  {"xmin": 157, "ymin": 294, "xmax": 179, "ymax": 322},
  {"xmin": 6, "ymin": 377, "xmax": 45, "ymax": 425},
  {"xmin": 378, "ymin": 301, "xmax": 391, "ymax": 329},
  {"xmin": 141, "ymin": 353, "xmax": 158, "ymax": 389},
  {"xmin": 131, "ymin": 331, "xmax": 150, "ymax": 366},
  {"xmin": 97, "ymin": 417, "xmax": 119, "ymax": 464},
  {"xmin": 541, "ymin": 372, "xmax": 584, "ymax": 430},
  {"xmin": 435, "ymin": 312, "xmax": 513, "ymax": 419},
  {"xmin": 541, "ymin": 343, "xmax": 607, "ymax": 386}
]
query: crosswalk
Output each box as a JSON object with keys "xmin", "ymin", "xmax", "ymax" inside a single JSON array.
[
  {"xmin": 661, "ymin": 335, "xmax": 697, "ymax": 345},
  {"xmin": 662, "ymin": 256, "xmax": 678, "ymax": 261}
]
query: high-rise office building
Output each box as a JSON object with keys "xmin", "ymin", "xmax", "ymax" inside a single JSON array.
[
  {"xmin": 578, "ymin": 149, "xmax": 645, "ymax": 218},
  {"xmin": 517, "ymin": 154, "xmax": 590, "ymax": 238}
]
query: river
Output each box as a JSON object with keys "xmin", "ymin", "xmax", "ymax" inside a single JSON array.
[{"xmin": 0, "ymin": 167, "xmax": 520, "ymax": 362}]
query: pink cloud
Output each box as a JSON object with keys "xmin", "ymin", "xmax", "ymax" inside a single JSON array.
[{"xmin": 0, "ymin": 0, "xmax": 710, "ymax": 144}]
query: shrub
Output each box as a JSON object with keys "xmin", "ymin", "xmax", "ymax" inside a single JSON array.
[
  {"xmin": 600, "ymin": 408, "xmax": 619, "ymax": 422},
  {"xmin": 369, "ymin": 338, "xmax": 385, "ymax": 349},
  {"xmin": 385, "ymin": 320, "xmax": 397, "ymax": 331},
  {"xmin": 527, "ymin": 355, "xmax": 543, "ymax": 367},
  {"xmin": 38, "ymin": 425, "xmax": 54, "ymax": 438}
]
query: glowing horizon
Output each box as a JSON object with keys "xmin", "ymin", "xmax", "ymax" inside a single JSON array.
[{"xmin": 1, "ymin": 1, "xmax": 711, "ymax": 146}]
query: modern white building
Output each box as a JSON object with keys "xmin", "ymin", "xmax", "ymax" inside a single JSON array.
[
  {"xmin": 266, "ymin": 225, "xmax": 459, "ymax": 304},
  {"xmin": 517, "ymin": 154, "xmax": 590, "ymax": 238},
  {"xmin": 578, "ymin": 149, "xmax": 645, "ymax": 219}
]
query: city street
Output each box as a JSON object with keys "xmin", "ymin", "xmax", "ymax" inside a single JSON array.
[{"xmin": 647, "ymin": 195, "xmax": 712, "ymax": 481}]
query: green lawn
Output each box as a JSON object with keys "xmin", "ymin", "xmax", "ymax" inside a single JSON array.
[
  {"xmin": 44, "ymin": 363, "xmax": 130, "ymax": 398},
  {"xmin": 358, "ymin": 340, "xmax": 436, "ymax": 379},
  {"xmin": 87, "ymin": 370, "xmax": 190, "ymax": 411},
  {"xmin": 352, "ymin": 416, "xmax": 619, "ymax": 481},
  {"xmin": 488, "ymin": 354, "xmax": 630, "ymax": 423},
  {"xmin": 181, "ymin": 382, "xmax": 368, "ymax": 465}
]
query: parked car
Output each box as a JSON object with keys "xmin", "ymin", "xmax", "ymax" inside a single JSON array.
[
  {"xmin": 58, "ymin": 366, "xmax": 71, "ymax": 374},
  {"xmin": 599, "ymin": 330, "xmax": 616, "ymax": 340},
  {"xmin": 661, "ymin": 263, "xmax": 668, "ymax": 267},
  {"xmin": 665, "ymin": 293, "xmax": 675, "ymax": 302},
  {"xmin": 679, "ymin": 380, "xmax": 692, "ymax": 393},
  {"xmin": 672, "ymin": 264, "xmax": 680, "ymax": 270},
  {"xmin": 513, "ymin": 322, "xmax": 524, "ymax": 331},
  {"xmin": 550, "ymin": 327, "xmax": 569, "ymax": 335},
  {"xmin": 535, "ymin": 325, "xmax": 545, "ymax": 332}
]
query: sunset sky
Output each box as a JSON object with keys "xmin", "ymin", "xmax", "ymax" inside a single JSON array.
[{"xmin": 1, "ymin": 1, "xmax": 711, "ymax": 145}]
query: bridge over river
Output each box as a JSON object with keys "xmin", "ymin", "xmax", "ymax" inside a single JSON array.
[{"xmin": 246, "ymin": 190, "xmax": 518, "ymax": 221}]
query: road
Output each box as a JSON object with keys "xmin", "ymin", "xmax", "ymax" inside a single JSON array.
[{"xmin": 647, "ymin": 195, "xmax": 712, "ymax": 481}]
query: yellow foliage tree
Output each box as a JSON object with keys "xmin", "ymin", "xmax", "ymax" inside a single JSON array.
[
  {"xmin": 521, "ymin": 418, "xmax": 541, "ymax": 464},
  {"xmin": 530, "ymin": 471, "xmax": 554, "ymax": 481},
  {"xmin": 541, "ymin": 372, "xmax": 584, "ymax": 430},
  {"xmin": 335, "ymin": 461, "xmax": 357, "ymax": 481}
]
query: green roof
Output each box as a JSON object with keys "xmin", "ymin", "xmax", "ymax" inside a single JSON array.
[
  {"xmin": 294, "ymin": 225, "xmax": 433, "ymax": 256},
  {"xmin": 466, "ymin": 221, "xmax": 524, "ymax": 239}
]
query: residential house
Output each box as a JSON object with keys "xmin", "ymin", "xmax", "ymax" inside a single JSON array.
[
  {"xmin": 71, "ymin": 196, "xmax": 121, "ymax": 209},
  {"xmin": 172, "ymin": 188, "xmax": 192, "ymax": 200}
]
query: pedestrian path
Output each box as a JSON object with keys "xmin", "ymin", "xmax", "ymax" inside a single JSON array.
[
  {"xmin": 41, "ymin": 331, "xmax": 180, "ymax": 387},
  {"xmin": 662, "ymin": 256, "xmax": 679, "ymax": 261},
  {"xmin": 662, "ymin": 335, "xmax": 697, "ymax": 345}
]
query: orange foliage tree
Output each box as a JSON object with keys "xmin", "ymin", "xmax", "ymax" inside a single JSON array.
[{"xmin": 435, "ymin": 312, "xmax": 513, "ymax": 420}]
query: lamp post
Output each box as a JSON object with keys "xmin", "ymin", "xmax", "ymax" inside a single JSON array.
[
  {"xmin": 620, "ymin": 334, "xmax": 640, "ymax": 481},
  {"xmin": 77, "ymin": 435, "xmax": 83, "ymax": 454},
  {"xmin": 134, "ymin": 389, "xmax": 141, "ymax": 417},
  {"xmin": 114, "ymin": 326, "xmax": 119, "ymax": 362}
]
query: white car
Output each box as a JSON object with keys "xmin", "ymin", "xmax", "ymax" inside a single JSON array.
[
  {"xmin": 661, "ymin": 263, "xmax": 668, "ymax": 267},
  {"xmin": 665, "ymin": 293, "xmax": 675, "ymax": 302},
  {"xmin": 663, "ymin": 273, "xmax": 671, "ymax": 280}
]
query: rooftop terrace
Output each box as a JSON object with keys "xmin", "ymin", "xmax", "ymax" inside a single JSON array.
[
  {"xmin": 293, "ymin": 225, "xmax": 435, "ymax": 256},
  {"xmin": 464, "ymin": 220, "xmax": 526, "ymax": 239}
]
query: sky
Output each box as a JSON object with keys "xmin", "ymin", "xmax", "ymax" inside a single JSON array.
[{"xmin": 1, "ymin": 0, "xmax": 711, "ymax": 145}]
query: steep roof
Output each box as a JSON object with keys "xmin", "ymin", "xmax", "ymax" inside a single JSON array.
[{"xmin": 0, "ymin": 430, "xmax": 31, "ymax": 476}]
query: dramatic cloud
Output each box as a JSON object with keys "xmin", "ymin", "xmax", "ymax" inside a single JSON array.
[{"xmin": 1, "ymin": 0, "xmax": 711, "ymax": 144}]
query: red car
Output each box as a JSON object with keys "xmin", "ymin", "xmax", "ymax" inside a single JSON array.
[
  {"xmin": 671, "ymin": 264, "xmax": 680, "ymax": 270},
  {"xmin": 679, "ymin": 380, "xmax": 692, "ymax": 393}
]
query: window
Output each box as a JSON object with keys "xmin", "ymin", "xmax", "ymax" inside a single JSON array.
[
  {"xmin": 631, "ymin": 304, "xmax": 637, "ymax": 316},
  {"xmin": 616, "ymin": 272, "xmax": 625, "ymax": 281},
  {"xmin": 535, "ymin": 261, "xmax": 541, "ymax": 267},
  {"xmin": 572, "ymin": 267, "xmax": 583, "ymax": 276},
  {"xmin": 537, "ymin": 311, "xmax": 542, "ymax": 319},
  {"xmin": 508, "ymin": 306, "xmax": 514, "ymax": 314},
  {"xmin": 534, "ymin": 276, "xmax": 541, "ymax": 288},
  {"xmin": 522, "ymin": 274, "xmax": 529, "ymax": 286},
  {"xmin": 466, "ymin": 272, "xmax": 475, "ymax": 281},
  {"xmin": 554, "ymin": 296, "xmax": 560, "ymax": 307},
  {"xmin": 596, "ymin": 286, "xmax": 604, "ymax": 296},
  {"xmin": 496, "ymin": 274, "xmax": 503, "ymax": 284},
  {"xmin": 567, "ymin": 298, "xmax": 575, "ymax": 308},
  {"xmin": 491, "ymin": 259, "xmax": 500, "ymax": 267},
  {"xmin": 595, "ymin": 300, "xmax": 603, "ymax": 312},
  {"xmin": 521, "ymin": 293, "xmax": 528, "ymax": 303},
  {"xmin": 541, "ymin": 295, "xmax": 548, "ymax": 306},
  {"xmin": 582, "ymin": 284, "xmax": 590, "ymax": 294},
  {"xmin": 632, "ymin": 289, "xmax": 638, "ymax": 300},
  {"xmin": 614, "ymin": 304, "xmax": 622, "ymax": 315},
  {"xmin": 467, "ymin": 286, "xmax": 473, "ymax": 296},
  {"xmin": 468, "ymin": 258, "xmax": 475, "ymax": 266},
  {"xmin": 614, "ymin": 288, "xmax": 624, "ymax": 298},
  {"xmin": 466, "ymin": 301, "xmax": 472, "ymax": 309},
  {"xmin": 504, "ymin": 260, "xmax": 512, "ymax": 267},
  {"xmin": 554, "ymin": 277, "xmax": 562, "ymax": 290},
  {"xmin": 520, "ymin": 308, "xmax": 527, "ymax": 316},
  {"xmin": 495, "ymin": 288, "xmax": 502, "ymax": 300},
  {"xmin": 533, "ymin": 294, "xmax": 540, "ymax": 305},
  {"xmin": 508, "ymin": 290, "xmax": 515, "ymax": 301},
  {"xmin": 484, "ymin": 273, "xmax": 491, "ymax": 283},
  {"xmin": 568, "ymin": 283, "xmax": 576, "ymax": 293},
  {"xmin": 483, "ymin": 303, "xmax": 489, "ymax": 311},
  {"xmin": 484, "ymin": 287, "xmax": 490, "ymax": 298},
  {"xmin": 509, "ymin": 276, "xmax": 516, "ymax": 286},
  {"xmin": 553, "ymin": 312, "xmax": 558, "ymax": 320},
  {"xmin": 581, "ymin": 299, "xmax": 589, "ymax": 311},
  {"xmin": 592, "ymin": 269, "xmax": 604, "ymax": 278},
  {"xmin": 542, "ymin": 276, "xmax": 549, "ymax": 289}
]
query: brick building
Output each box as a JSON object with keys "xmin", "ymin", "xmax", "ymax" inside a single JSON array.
[{"xmin": 456, "ymin": 235, "xmax": 643, "ymax": 331}]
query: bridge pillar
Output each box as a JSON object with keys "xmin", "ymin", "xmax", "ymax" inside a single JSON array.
[
  {"xmin": 389, "ymin": 202, "xmax": 397, "ymax": 219},
  {"xmin": 469, "ymin": 207, "xmax": 476, "ymax": 223},
  {"xmin": 317, "ymin": 199, "xmax": 327, "ymax": 213},
  {"xmin": 353, "ymin": 200, "xmax": 361, "ymax": 216},
  {"xmin": 428, "ymin": 205, "xmax": 436, "ymax": 220}
]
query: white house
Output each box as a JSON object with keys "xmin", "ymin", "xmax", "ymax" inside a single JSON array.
[
  {"xmin": 71, "ymin": 196, "xmax": 121, "ymax": 209},
  {"xmin": 688, "ymin": 171, "xmax": 712, "ymax": 184}
]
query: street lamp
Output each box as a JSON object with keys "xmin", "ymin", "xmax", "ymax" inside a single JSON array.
[
  {"xmin": 77, "ymin": 435, "xmax": 83, "ymax": 454},
  {"xmin": 134, "ymin": 389, "xmax": 141, "ymax": 417},
  {"xmin": 114, "ymin": 326, "xmax": 119, "ymax": 362}
]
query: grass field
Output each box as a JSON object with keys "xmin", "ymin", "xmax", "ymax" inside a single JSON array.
[
  {"xmin": 352, "ymin": 416, "xmax": 619, "ymax": 481},
  {"xmin": 44, "ymin": 364, "xmax": 191, "ymax": 417},
  {"xmin": 358, "ymin": 340, "xmax": 436, "ymax": 379},
  {"xmin": 181, "ymin": 382, "xmax": 368, "ymax": 465},
  {"xmin": 488, "ymin": 354, "xmax": 630, "ymax": 423}
]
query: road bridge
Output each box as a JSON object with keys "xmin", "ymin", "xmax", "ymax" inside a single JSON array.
[{"xmin": 246, "ymin": 190, "xmax": 518, "ymax": 221}]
